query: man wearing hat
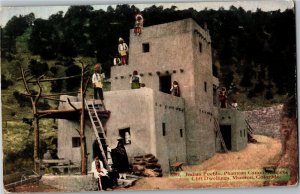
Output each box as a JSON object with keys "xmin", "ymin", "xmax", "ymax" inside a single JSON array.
[
  {"xmin": 118, "ymin": 37, "xmax": 129, "ymax": 65},
  {"xmin": 92, "ymin": 63, "xmax": 105, "ymax": 101},
  {"xmin": 111, "ymin": 137, "xmax": 130, "ymax": 179}
]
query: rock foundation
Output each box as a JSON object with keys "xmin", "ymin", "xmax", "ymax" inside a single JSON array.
[{"xmin": 132, "ymin": 154, "xmax": 163, "ymax": 177}]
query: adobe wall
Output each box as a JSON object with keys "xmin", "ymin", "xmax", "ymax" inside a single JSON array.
[
  {"xmin": 111, "ymin": 18, "xmax": 195, "ymax": 95},
  {"xmin": 184, "ymin": 19, "xmax": 216, "ymax": 164},
  {"xmin": 219, "ymin": 109, "xmax": 248, "ymax": 151},
  {"xmin": 111, "ymin": 18, "xmax": 217, "ymax": 165},
  {"xmin": 153, "ymin": 90, "xmax": 186, "ymax": 172},
  {"xmin": 103, "ymin": 88, "xmax": 155, "ymax": 162},
  {"xmin": 57, "ymin": 95, "xmax": 103, "ymax": 170},
  {"xmin": 104, "ymin": 88, "xmax": 186, "ymax": 173}
]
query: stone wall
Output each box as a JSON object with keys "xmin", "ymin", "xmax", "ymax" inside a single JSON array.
[
  {"xmin": 244, "ymin": 105, "xmax": 283, "ymax": 138},
  {"xmin": 41, "ymin": 175, "xmax": 97, "ymax": 192}
]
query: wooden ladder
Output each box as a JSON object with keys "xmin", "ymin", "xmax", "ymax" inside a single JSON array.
[
  {"xmin": 85, "ymin": 99, "xmax": 110, "ymax": 170},
  {"xmin": 213, "ymin": 117, "xmax": 228, "ymax": 153},
  {"xmin": 245, "ymin": 119, "xmax": 254, "ymax": 135}
]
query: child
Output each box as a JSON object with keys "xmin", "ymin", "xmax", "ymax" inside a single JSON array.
[
  {"xmin": 130, "ymin": 70, "xmax": 142, "ymax": 89},
  {"xmin": 113, "ymin": 54, "xmax": 121, "ymax": 66},
  {"xmin": 170, "ymin": 81, "xmax": 180, "ymax": 97}
]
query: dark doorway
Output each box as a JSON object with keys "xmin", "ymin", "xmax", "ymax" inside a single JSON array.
[
  {"xmin": 220, "ymin": 125, "xmax": 232, "ymax": 150},
  {"xmin": 159, "ymin": 75, "xmax": 171, "ymax": 94}
]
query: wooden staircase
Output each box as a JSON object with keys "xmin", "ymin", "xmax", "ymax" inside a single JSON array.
[
  {"xmin": 85, "ymin": 100, "xmax": 111, "ymax": 170},
  {"xmin": 213, "ymin": 117, "xmax": 228, "ymax": 153}
]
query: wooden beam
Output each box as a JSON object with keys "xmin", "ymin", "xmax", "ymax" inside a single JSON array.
[
  {"xmin": 27, "ymin": 74, "xmax": 82, "ymax": 83},
  {"xmin": 42, "ymin": 92, "xmax": 79, "ymax": 97},
  {"xmin": 20, "ymin": 93, "xmax": 66, "ymax": 102},
  {"xmin": 37, "ymin": 109, "xmax": 81, "ymax": 114}
]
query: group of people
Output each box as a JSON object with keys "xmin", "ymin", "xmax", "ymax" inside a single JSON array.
[
  {"xmin": 129, "ymin": 70, "xmax": 181, "ymax": 97},
  {"xmin": 113, "ymin": 14, "xmax": 144, "ymax": 66},
  {"xmin": 91, "ymin": 139, "xmax": 130, "ymax": 191}
]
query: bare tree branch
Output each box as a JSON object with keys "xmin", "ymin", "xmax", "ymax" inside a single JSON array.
[
  {"xmin": 83, "ymin": 77, "xmax": 91, "ymax": 95},
  {"xmin": 67, "ymin": 98, "xmax": 78, "ymax": 111}
]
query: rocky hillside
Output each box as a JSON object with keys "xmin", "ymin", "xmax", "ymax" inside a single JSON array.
[{"xmin": 244, "ymin": 104, "xmax": 283, "ymax": 138}]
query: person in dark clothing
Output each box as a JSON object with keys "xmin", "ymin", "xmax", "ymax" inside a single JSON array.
[
  {"xmin": 111, "ymin": 139, "xmax": 130, "ymax": 179},
  {"xmin": 170, "ymin": 81, "xmax": 180, "ymax": 97},
  {"xmin": 219, "ymin": 87, "xmax": 228, "ymax": 108}
]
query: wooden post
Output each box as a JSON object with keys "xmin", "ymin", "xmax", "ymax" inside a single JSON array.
[
  {"xmin": 80, "ymin": 62, "xmax": 87, "ymax": 175},
  {"xmin": 20, "ymin": 67, "xmax": 41, "ymax": 172},
  {"xmin": 19, "ymin": 66, "xmax": 88, "ymax": 174},
  {"xmin": 33, "ymin": 117, "xmax": 40, "ymax": 173}
]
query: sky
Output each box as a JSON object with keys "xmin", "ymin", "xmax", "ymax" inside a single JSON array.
[{"xmin": 0, "ymin": 0, "xmax": 295, "ymax": 27}]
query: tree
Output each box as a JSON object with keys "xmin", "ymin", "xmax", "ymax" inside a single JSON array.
[
  {"xmin": 28, "ymin": 59, "xmax": 49, "ymax": 76},
  {"xmin": 65, "ymin": 65, "xmax": 82, "ymax": 91}
]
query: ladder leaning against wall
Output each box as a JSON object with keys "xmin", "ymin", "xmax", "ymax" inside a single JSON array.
[
  {"xmin": 85, "ymin": 99, "xmax": 110, "ymax": 170},
  {"xmin": 213, "ymin": 117, "xmax": 228, "ymax": 153}
]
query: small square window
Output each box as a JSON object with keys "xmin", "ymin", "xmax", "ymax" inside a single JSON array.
[
  {"xmin": 142, "ymin": 43, "xmax": 150, "ymax": 53},
  {"xmin": 72, "ymin": 137, "xmax": 81, "ymax": 148},
  {"xmin": 199, "ymin": 42, "xmax": 202, "ymax": 53},
  {"xmin": 162, "ymin": 123, "xmax": 166, "ymax": 136},
  {"xmin": 119, "ymin": 128, "xmax": 131, "ymax": 145},
  {"xmin": 213, "ymin": 85, "xmax": 217, "ymax": 106},
  {"xmin": 180, "ymin": 129, "xmax": 183, "ymax": 138}
]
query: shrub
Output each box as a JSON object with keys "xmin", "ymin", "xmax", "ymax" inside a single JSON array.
[
  {"xmin": 50, "ymin": 80, "xmax": 63, "ymax": 93},
  {"xmin": 28, "ymin": 59, "xmax": 49, "ymax": 76},
  {"xmin": 13, "ymin": 91, "xmax": 32, "ymax": 107},
  {"xmin": 50, "ymin": 66, "xmax": 58, "ymax": 75},
  {"xmin": 65, "ymin": 64, "xmax": 81, "ymax": 91},
  {"xmin": 265, "ymin": 90, "xmax": 274, "ymax": 100},
  {"xmin": 1, "ymin": 74, "xmax": 13, "ymax": 89}
]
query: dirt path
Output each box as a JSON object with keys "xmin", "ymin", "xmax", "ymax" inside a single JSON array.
[
  {"xmin": 125, "ymin": 135, "xmax": 282, "ymax": 190},
  {"xmin": 11, "ymin": 135, "xmax": 282, "ymax": 192}
]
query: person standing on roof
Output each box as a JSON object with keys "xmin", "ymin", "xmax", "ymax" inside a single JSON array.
[
  {"xmin": 118, "ymin": 37, "xmax": 129, "ymax": 65},
  {"xmin": 92, "ymin": 63, "xmax": 105, "ymax": 101},
  {"xmin": 134, "ymin": 14, "xmax": 144, "ymax": 35},
  {"xmin": 219, "ymin": 87, "xmax": 228, "ymax": 108}
]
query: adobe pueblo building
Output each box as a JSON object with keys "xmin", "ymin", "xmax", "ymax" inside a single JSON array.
[{"xmin": 57, "ymin": 18, "xmax": 248, "ymax": 173}]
